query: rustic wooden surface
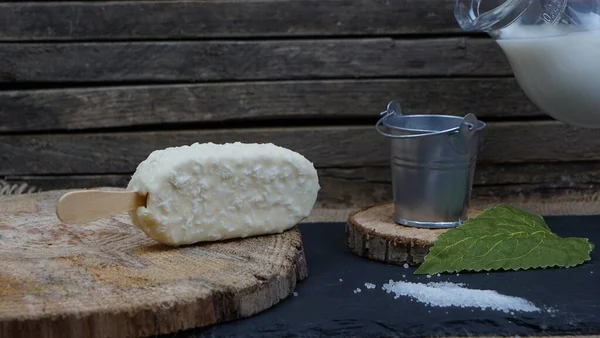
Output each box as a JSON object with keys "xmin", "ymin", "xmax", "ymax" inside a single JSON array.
[
  {"xmin": 0, "ymin": 190, "xmax": 308, "ymax": 338},
  {"xmin": 0, "ymin": 39, "xmax": 509, "ymax": 83},
  {"xmin": 1, "ymin": 0, "xmax": 599, "ymax": 253},
  {"xmin": 4, "ymin": 161, "xmax": 600, "ymax": 223},
  {"xmin": 1, "ymin": 1, "xmax": 599, "ymax": 337},
  {"xmin": 0, "ymin": 0, "xmax": 461, "ymax": 41},
  {"xmin": 0, "ymin": 78, "xmax": 539, "ymax": 132},
  {"xmin": 6, "ymin": 162, "xmax": 600, "ymax": 193},
  {"xmin": 0, "ymin": 122, "xmax": 599, "ymax": 175},
  {"xmin": 347, "ymin": 203, "xmax": 481, "ymax": 265}
]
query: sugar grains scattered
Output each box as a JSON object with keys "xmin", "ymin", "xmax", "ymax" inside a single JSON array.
[
  {"xmin": 381, "ymin": 280, "xmax": 540, "ymax": 313},
  {"xmin": 403, "ymin": 263, "xmax": 409, "ymax": 269},
  {"xmin": 364, "ymin": 282, "xmax": 376, "ymax": 289}
]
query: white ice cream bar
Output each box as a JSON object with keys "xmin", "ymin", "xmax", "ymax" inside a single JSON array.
[{"xmin": 126, "ymin": 142, "xmax": 320, "ymax": 246}]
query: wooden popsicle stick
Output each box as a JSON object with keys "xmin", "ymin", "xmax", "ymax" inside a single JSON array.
[{"xmin": 56, "ymin": 190, "xmax": 147, "ymax": 224}]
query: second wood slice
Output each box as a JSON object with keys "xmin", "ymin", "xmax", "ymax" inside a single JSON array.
[
  {"xmin": 0, "ymin": 189, "xmax": 307, "ymax": 338},
  {"xmin": 346, "ymin": 203, "xmax": 480, "ymax": 266}
]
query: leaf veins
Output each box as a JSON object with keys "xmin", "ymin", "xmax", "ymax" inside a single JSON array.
[{"xmin": 414, "ymin": 205, "xmax": 595, "ymax": 275}]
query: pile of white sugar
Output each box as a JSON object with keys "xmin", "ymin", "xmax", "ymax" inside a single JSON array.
[{"xmin": 381, "ymin": 280, "xmax": 541, "ymax": 313}]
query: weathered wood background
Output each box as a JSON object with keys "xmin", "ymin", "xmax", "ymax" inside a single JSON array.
[{"xmin": 1, "ymin": 0, "xmax": 599, "ymax": 215}]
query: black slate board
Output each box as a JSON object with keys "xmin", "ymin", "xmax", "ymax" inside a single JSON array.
[{"xmin": 176, "ymin": 216, "xmax": 600, "ymax": 337}]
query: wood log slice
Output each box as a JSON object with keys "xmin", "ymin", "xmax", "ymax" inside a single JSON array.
[
  {"xmin": 347, "ymin": 202, "xmax": 481, "ymax": 266},
  {"xmin": 0, "ymin": 189, "xmax": 308, "ymax": 338}
]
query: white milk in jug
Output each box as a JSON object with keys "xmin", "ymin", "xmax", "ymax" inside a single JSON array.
[{"xmin": 495, "ymin": 16, "xmax": 600, "ymax": 127}]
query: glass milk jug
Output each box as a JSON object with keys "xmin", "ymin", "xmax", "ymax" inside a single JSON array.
[{"xmin": 455, "ymin": 0, "xmax": 600, "ymax": 128}]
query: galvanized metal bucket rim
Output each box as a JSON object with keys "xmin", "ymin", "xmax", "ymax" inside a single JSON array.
[{"xmin": 375, "ymin": 101, "xmax": 486, "ymax": 139}]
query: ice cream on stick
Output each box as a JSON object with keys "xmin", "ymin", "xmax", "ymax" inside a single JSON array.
[{"xmin": 56, "ymin": 142, "xmax": 321, "ymax": 246}]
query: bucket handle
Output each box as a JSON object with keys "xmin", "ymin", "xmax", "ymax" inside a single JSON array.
[
  {"xmin": 449, "ymin": 113, "xmax": 479, "ymax": 155},
  {"xmin": 375, "ymin": 100, "xmax": 475, "ymax": 139}
]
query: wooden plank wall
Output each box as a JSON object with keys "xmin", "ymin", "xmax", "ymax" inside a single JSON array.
[{"xmin": 1, "ymin": 0, "xmax": 599, "ymax": 213}]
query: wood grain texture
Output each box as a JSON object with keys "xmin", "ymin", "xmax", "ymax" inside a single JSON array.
[
  {"xmin": 0, "ymin": 189, "xmax": 308, "ymax": 338},
  {"xmin": 0, "ymin": 78, "xmax": 539, "ymax": 132},
  {"xmin": 0, "ymin": 122, "xmax": 598, "ymax": 175},
  {"xmin": 3, "ymin": 175, "xmax": 132, "ymax": 192},
  {"xmin": 315, "ymin": 167, "xmax": 600, "ymax": 218},
  {"xmin": 7, "ymin": 162, "xmax": 600, "ymax": 193},
  {"xmin": 6, "ymin": 180, "xmax": 600, "ymax": 213},
  {"xmin": 316, "ymin": 163, "xmax": 600, "ymax": 209},
  {"xmin": 0, "ymin": 38, "xmax": 509, "ymax": 83},
  {"xmin": 319, "ymin": 162, "xmax": 600, "ymax": 189},
  {"xmin": 0, "ymin": 0, "xmax": 460, "ymax": 41},
  {"xmin": 311, "ymin": 186, "xmax": 600, "ymax": 222},
  {"xmin": 471, "ymin": 185, "xmax": 600, "ymax": 214},
  {"xmin": 346, "ymin": 203, "xmax": 481, "ymax": 265},
  {"xmin": 316, "ymin": 175, "xmax": 600, "ymax": 221},
  {"xmin": 5, "ymin": 162, "xmax": 600, "ymax": 221}
]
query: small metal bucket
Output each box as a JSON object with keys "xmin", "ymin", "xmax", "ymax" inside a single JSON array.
[{"xmin": 375, "ymin": 100, "xmax": 486, "ymax": 228}]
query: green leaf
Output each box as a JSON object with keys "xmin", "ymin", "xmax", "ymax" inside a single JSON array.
[{"xmin": 414, "ymin": 205, "xmax": 595, "ymax": 275}]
